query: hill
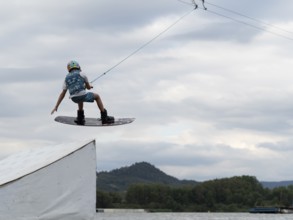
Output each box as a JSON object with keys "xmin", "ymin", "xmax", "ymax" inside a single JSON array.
[
  {"xmin": 96, "ymin": 161, "xmax": 198, "ymax": 192},
  {"xmin": 96, "ymin": 161, "xmax": 293, "ymax": 192},
  {"xmin": 261, "ymin": 180, "xmax": 293, "ymax": 189}
]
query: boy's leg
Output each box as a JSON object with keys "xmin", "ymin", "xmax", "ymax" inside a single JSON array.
[
  {"xmin": 78, "ymin": 102, "xmax": 84, "ymax": 111},
  {"xmin": 93, "ymin": 93, "xmax": 114, "ymax": 124},
  {"xmin": 93, "ymin": 93, "xmax": 104, "ymax": 112},
  {"xmin": 75, "ymin": 102, "xmax": 85, "ymax": 125}
]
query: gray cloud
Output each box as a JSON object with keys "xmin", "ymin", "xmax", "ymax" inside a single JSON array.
[{"xmin": 1, "ymin": 0, "xmax": 293, "ymax": 182}]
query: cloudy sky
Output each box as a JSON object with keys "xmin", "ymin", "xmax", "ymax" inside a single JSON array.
[{"xmin": 1, "ymin": 0, "xmax": 293, "ymax": 182}]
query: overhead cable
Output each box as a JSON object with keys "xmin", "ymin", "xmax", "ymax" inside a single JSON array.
[
  {"xmin": 177, "ymin": 0, "xmax": 293, "ymax": 42},
  {"xmin": 91, "ymin": 6, "xmax": 197, "ymax": 83}
]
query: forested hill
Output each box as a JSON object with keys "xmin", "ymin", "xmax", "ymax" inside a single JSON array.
[
  {"xmin": 96, "ymin": 162, "xmax": 198, "ymax": 192},
  {"xmin": 96, "ymin": 161, "xmax": 293, "ymax": 192}
]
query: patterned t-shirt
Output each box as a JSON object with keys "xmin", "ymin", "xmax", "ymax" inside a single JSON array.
[{"xmin": 63, "ymin": 70, "xmax": 89, "ymax": 98}]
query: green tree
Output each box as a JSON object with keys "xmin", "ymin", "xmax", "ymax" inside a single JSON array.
[{"xmin": 96, "ymin": 190, "xmax": 112, "ymax": 208}]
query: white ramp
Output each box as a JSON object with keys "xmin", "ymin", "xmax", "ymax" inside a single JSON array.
[{"xmin": 0, "ymin": 139, "xmax": 96, "ymax": 220}]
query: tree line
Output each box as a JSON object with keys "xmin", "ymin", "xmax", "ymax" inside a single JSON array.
[{"xmin": 96, "ymin": 175, "xmax": 293, "ymax": 212}]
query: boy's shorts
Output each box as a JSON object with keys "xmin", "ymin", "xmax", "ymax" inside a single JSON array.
[{"xmin": 71, "ymin": 92, "xmax": 95, "ymax": 103}]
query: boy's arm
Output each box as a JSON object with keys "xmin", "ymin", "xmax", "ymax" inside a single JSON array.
[
  {"xmin": 51, "ymin": 90, "xmax": 67, "ymax": 115},
  {"xmin": 81, "ymin": 73, "xmax": 93, "ymax": 90},
  {"xmin": 85, "ymin": 82, "xmax": 93, "ymax": 90}
]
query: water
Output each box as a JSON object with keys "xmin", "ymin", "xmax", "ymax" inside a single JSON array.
[{"xmin": 96, "ymin": 212, "xmax": 293, "ymax": 220}]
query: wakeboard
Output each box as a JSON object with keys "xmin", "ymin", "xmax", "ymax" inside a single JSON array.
[{"xmin": 54, "ymin": 116, "xmax": 135, "ymax": 127}]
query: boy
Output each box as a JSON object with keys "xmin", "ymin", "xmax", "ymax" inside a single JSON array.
[{"xmin": 51, "ymin": 60, "xmax": 114, "ymax": 125}]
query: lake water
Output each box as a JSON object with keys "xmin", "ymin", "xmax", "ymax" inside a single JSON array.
[{"xmin": 96, "ymin": 212, "xmax": 293, "ymax": 220}]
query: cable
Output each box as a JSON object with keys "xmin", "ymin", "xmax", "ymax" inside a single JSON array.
[
  {"xmin": 204, "ymin": 8, "xmax": 293, "ymax": 42},
  {"xmin": 176, "ymin": 0, "xmax": 293, "ymax": 42},
  {"xmin": 91, "ymin": 7, "xmax": 196, "ymax": 84},
  {"xmin": 92, "ymin": 0, "xmax": 293, "ymax": 83},
  {"xmin": 205, "ymin": 1, "xmax": 293, "ymax": 35}
]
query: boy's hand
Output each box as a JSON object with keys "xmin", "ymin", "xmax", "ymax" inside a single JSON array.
[
  {"xmin": 51, "ymin": 107, "xmax": 57, "ymax": 115},
  {"xmin": 85, "ymin": 82, "xmax": 93, "ymax": 90}
]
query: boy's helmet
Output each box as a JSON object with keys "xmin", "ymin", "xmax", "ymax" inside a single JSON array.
[{"xmin": 67, "ymin": 60, "xmax": 80, "ymax": 71}]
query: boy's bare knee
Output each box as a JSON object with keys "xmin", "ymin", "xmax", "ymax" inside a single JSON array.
[{"xmin": 94, "ymin": 93, "xmax": 101, "ymax": 100}]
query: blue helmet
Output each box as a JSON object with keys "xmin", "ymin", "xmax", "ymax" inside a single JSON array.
[{"xmin": 67, "ymin": 60, "xmax": 80, "ymax": 72}]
